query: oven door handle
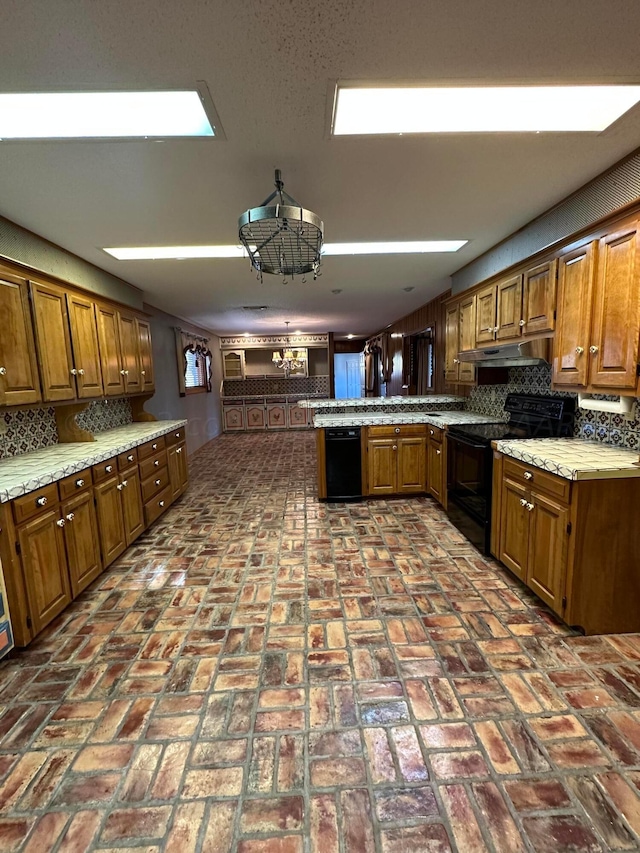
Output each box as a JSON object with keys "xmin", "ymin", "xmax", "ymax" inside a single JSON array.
[{"xmin": 447, "ymin": 434, "xmax": 488, "ymax": 451}]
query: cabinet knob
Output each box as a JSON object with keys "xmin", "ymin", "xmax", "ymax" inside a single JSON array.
[
  {"xmin": 56, "ymin": 518, "xmax": 65, "ymax": 527},
  {"xmin": 78, "ymin": 368, "xmax": 85, "ymax": 375},
  {"xmin": 159, "ymin": 500, "xmax": 165, "ymax": 507},
  {"xmin": 105, "ymin": 465, "xmax": 113, "ymax": 473},
  {"xmin": 526, "ymin": 502, "xmax": 535, "ymax": 512},
  {"xmin": 175, "ymin": 432, "xmax": 180, "ymax": 437},
  {"xmin": 453, "ymin": 358, "xmax": 460, "ymax": 364},
  {"xmin": 176, "ymin": 447, "xmax": 182, "ymax": 454},
  {"xmin": 154, "ymin": 460, "xmax": 160, "ymax": 466},
  {"xmin": 127, "ymin": 455, "xmax": 134, "ymax": 462},
  {"xmin": 70, "ymin": 368, "xmax": 78, "ymax": 375},
  {"xmin": 125, "ymin": 370, "xmax": 129, "ymax": 375},
  {"xmin": 152, "ymin": 443, "xmax": 157, "ymax": 449},
  {"xmin": 155, "ymin": 478, "xmax": 161, "ymax": 486},
  {"xmin": 395, "ymin": 428, "xmax": 400, "ymax": 434},
  {"xmin": 141, "ymin": 370, "xmax": 146, "ymax": 375},
  {"xmin": 392, "ymin": 445, "xmax": 397, "ymax": 451},
  {"xmin": 36, "ymin": 496, "xmax": 48, "ymax": 507},
  {"xmin": 494, "ymin": 326, "xmax": 500, "ymax": 333},
  {"xmin": 575, "ymin": 346, "xmax": 584, "ymax": 355},
  {"xmin": 523, "ymin": 471, "xmax": 533, "ymax": 480},
  {"xmin": 66, "ymin": 513, "xmax": 75, "ymax": 522},
  {"xmin": 75, "ymin": 478, "xmax": 85, "ymax": 488},
  {"xmin": 122, "ymin": 480, "xmax": 128, "ymax": 487},
  {"xmin": 120, "ymin": 369, "xmax": 126, "ymax": 375},
  {"xmin": 589, "ymin": 345, "xmax": 599, "ymax": 354},
  {"xmin": 430, "ymin": 429, "xmax": 434, "ymax": 435},
  {"xmin": 519, "ymin": 319, "xmax": 526, "ymax": 327},
  {"xmin": 117, "ymin": 483, "xmax": 124, "ymax": 491},
  {"xmin": 0, "ymin": 367, "xmax": 6, "ymax": 376},
  {"xmin": 436, "ymin": 449, "xmax": 441, "ymax": 455}
]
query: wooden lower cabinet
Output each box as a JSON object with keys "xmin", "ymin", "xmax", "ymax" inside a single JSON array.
[
  {"xmin": 62, "ymin": 490, "xmax": 102, "ymax": 597},
  {"xmin": 365, "ymin": 426, "xmax": 427, "ymax": 496},
  {"xmin": 427, "ymin": 428, "xmax": 445, "ymax": 505},
  {"xmin": 397, "ymin": 437, "xmax": 426, "ymax": 493},
  {"xmin": 494, "ymin": 453, "xmax": 640, "ymax": 634},
  {"xmin": 367, "ymin": 439, "xmax": 397, "ymax": 494},
  {"xmin": 94, "ymin": 476, "xmax": 127, "ymax": 567},
  {"xmin": 120, "ymin": 465, "xmax": 145, "ymax": 545},
  {"xmin": 17, "ymin": 508, "xmax": 71, "ymax": 635}
]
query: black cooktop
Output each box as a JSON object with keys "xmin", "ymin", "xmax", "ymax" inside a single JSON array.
[{"xmin": 447, "ymin": 422, "xmax": 520, "ymax": 444}]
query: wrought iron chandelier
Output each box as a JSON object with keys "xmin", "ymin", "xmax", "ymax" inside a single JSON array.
[
  {"xmin": 238, "ymin": 169, "xmax": 323, "ymax": 283},
  {"xmin": 272, "ymin": 322, "xmax": 306, "ymax": 377}
]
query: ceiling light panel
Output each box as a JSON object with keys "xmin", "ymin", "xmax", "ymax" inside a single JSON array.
[
  {"xmin": 104, "ymin": 241, "xmax": 467, "ymax": 260},
  {"xmin": 0, "ymin": 91, "xmax": 215, "ymax": 139},
  {"xmin": 332, "ymin": 86, "xmax": 640, "ymax": 135}
]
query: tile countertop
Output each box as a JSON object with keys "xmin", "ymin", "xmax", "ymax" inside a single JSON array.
[
  {"xmin": 298, "ymin": 395, "xmax": 465, "ymax": 409},
  {"xmin": 314, "ymin": 411, "xmax": 505, "ymax": 428},
  {"xmin": 0, "ymin": 420, "xmax": 188, "ymax": 503},
  {"xmin": 494, "ymin": 437, "xmax": 640, "ymax": 481}
]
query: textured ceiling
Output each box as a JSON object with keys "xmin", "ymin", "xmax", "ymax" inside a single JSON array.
[{"xmin": 2, "ymin": 0, "xmax": 640, "ymax": 336}]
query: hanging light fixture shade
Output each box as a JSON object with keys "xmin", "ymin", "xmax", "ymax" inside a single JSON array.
[{"xmin": 238, "ymin": 169, "xmax": 323, "ymax": 281}]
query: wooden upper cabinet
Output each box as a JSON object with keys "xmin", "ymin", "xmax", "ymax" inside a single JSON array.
[
  {"xmin": 496, "ymin": 274, "xmax": 524, "ymax": 341},
  {"xmin": 475, "ymin": 284, "xmax": 497, "ymax": 343},
  {"xmin": 118, "ymin": 312, "xmax": 142, "ymax": 394},
  {"xmin": 30, "ymin": 281, "xmax": 76, "ymax": 402},
  {"xmin": 96, "ymin": 305, "xmax": 125, "ymax": 396},
  {"xmin": 522, "ymin": 260, "xmax": 557, "ymax": 335},
  {"xmin": 0, "ymin": 277, "xmax": 41, "ymax": 406},
  {"xmin": 553, "ymin": 242, "xmax": 597, "ymax": 388},
  {"xmin": 444, "ymin": 303, "xmax": 460, "ymax": 382},
  {"xmin": 136, "ymin": 318, "xmax": 155, "ymax": 392},
  {"xmin": 66, "ymin": 293, "xmax": 104, "ymax": 398},
  {"xmin": 458, "ymin": 295, "xmax": 476, "ymax": 383},
  {"xmin": 589, "ymin": 224, "xmax": 640, "ymax": 390}
]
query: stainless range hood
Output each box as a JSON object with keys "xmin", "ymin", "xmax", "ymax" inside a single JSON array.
[{"xmin": 458, "ymin": 337, "xmax": 550, "ymax": 367}]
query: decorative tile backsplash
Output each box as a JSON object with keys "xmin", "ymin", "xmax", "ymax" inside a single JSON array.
[
  {"xmin": 0, "ymin": 398, "xmax": 133, "ymax": 460},
  {"xmin": 223, "ymin": 376, "xmax": 330, "ymax": 397},
  {"xmin": 467, "ymin": 365, "xmax": 640, "ymax": 449}
]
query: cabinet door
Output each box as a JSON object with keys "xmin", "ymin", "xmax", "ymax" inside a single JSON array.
[
  {"xmin": 120, "ymin": 466, "xmax": 145, "ymax": 545},
  {"xmin": 526, "ymin": 491, "xmax": 569, "ymax": 614},
  {"xmin": 444, "ymin": 304, "xmax": 460, "ymax": 382},
  {"xmin": 96, "ymin": 305, "xmax": 125, "ymax": 396},
  {"xmin": 17, "ymin": 509, "xmax": 71, "ymax": 634},
  {"xmin": 496, "ymin": 274, "xmax": 524, "ymax": 341},
  {"xmin": 367, "ymin": 439, "xmax": 397, "ymax": 495},
  {"xmin": 0, "ymin": 277, "xmax": 41, "ymax": 406},
  {"xmin": 589, "ymin": 225, "xmax": 640, "ymax": 390},
  {"xmin": 167, "ymin": 442, "xmax": 188, "ymax": 499},
  {"xmin": 458, "ymin": 296, "xmax": 476, "ymax": 383},
  {"xmin": 475, "ymin": 284, "xmax": 497, "ymax": 343},
  {"xmin": 522, "ymin": 260, "xmax": 557, "ymax": 335},
  {"xmin": 553, "ymin": 242, "xmax": 596, "ymax": 388},
  {"xmin": 30, "ymin": 281, "xmax": 76, "ymax": 402},
  {"xmin": 94, "ymin": 476, "xmax": 126, "ymax": 567},
  {"xmin": 287, "ymin": 404, "xmax": 309, "ymax": 429},
  {"xmin": 136, "ymin": 318, "xmax": 155, "ymax": 392},
  {"xmin": 67, "ymin": 293, "xmax": 104, "ymax": 398},
  {"xmin": 246, "ymin": 403, "xmax": 266, "ymax": 430},
  {"xmin": 118, "ymin": 313, "xmax": 142, "ymax": 394},
  {"xmin": 223, "ymin": 404, "xmax": 245, "ymax": 431},
  {"xmin": 223, "ymin": 351, "xmax": 245, "ymax": 379},
  {"xmin": 397, "ymin": 437, "xmax": 426, "ymax": 493},
  {"xmin": 62, "ymin": 491, "xmax": 102, "ymax": 597},
  {"xmin": 499, "ymin": 478, "xmax": 530, "ymax": 581},
  {"xmin": 176, "ymin": 442, "xmax": 188, "ymax": 491},
  {"xmin": 427, "ymin": 438, "xmax": 444, "ymax": 502},
  {"xmin": 266, "ymin": 403, "xmax": 287, "ymax": 429}
]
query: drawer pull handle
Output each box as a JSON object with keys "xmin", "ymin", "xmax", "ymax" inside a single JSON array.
[
  {"xmin": 589, "ymin": 345, "xmax": 599, "ymax": 354},
  {"xmin": 392, "ymin": 445, "xmax": 397, "ymax": 451},
  {"xmin": 36, "ymin": 496, "xmax": 48, "ymax": 506},
  {"xmin": 523, "ymin": 471, "xmax": 533, "ymax": 480},
  {"xmin": 56, "ymin": 518, "xmax": 65, "ymax": 528},
  {"xmin": 176, "ymin": 447, "xmax": 182, "ymax": 454},
  {"xmin": 127, "ymin": 454, "xmax": 134, "ymax": 462},
  {"xmin": 105, "ymin": 465, "xmax": 113, "ymax": 473},
  {"xmin": 75, "ymin": 479, "xmax": 85, "ymax": 488},
  {"xmin": 70, "ymin": 368, "xmax": 77, "ymax": 375},
  {"xmin": 575, "ymin": 346, "xmax": 584, "ymax": 355},
  {"xmin": 154, "ymin": 460, "xmax": 160, "ymax": 467},
  {"xmin": 526, "ymin": 502, "xmax": 535, "ymax": 512},
  {"xmin": 520, "ymin": 498, "xmax": 527, "ymax": 507},
  {"xmin": 66, "ymin": 513, "xmax": 75, "ymax": 522},
  {"xmin": 159, "ymin": 500, "xmax": 165, "ymax": 507},
  {"xmin": 175, "ymin": 432, "xmax": 180, "ymax": 437},
  {"xmin": 395, "ymin": 428, "xmax": 400, "ymax": 434},
  {"xmin": 155, "ymin": 478, "xmax": 161, "ymax": 486}
]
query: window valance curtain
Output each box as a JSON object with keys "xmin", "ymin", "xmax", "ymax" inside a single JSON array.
[{"xmin": 175, "ymin": 327, "xmax": 212, "ymax": 396}]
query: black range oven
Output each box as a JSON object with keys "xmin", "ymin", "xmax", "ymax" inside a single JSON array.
[{"xmin": 445, "ymin": 394, "xmax": 575, "ymax": 555}]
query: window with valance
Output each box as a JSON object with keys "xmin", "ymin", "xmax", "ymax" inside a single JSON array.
[{"xmin": 175, "ymin": 328, "xmax": 212, "ymax": 396}]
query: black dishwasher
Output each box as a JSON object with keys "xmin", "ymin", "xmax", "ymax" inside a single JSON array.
[{"xmin": 325, "ymin": 427, "xmax": 362, "ymax": 500}]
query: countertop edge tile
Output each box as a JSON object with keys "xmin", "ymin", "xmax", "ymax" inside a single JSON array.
[{"xmin": 494, "ymin": 437, "xmax": 640, "ymax": 481}]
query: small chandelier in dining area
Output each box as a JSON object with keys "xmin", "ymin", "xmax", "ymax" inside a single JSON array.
[{"xmin": 272, "ymin": 322, "xmax": 306, "ymax": 377}]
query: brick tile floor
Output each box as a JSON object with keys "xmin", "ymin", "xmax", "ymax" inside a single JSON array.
[{"xmin": 1, "ymin": 431, "xmax": 640, "ymax": 851}]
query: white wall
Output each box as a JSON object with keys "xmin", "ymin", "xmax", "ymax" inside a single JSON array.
[{"xmin": 143, "ymin": 304, "xmax": 223, "ymax": 455}]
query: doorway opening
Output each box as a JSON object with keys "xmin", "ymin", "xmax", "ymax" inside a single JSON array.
[{"xmin": 334, "ymin": 352, "xmax": 365, "ymax": 399}]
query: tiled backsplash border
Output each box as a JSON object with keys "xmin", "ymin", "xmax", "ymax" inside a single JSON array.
[
  {"xmin": 0, "ymin": 398, "xmax": 133, "ymax": 460},
  {"xmin": 467, "ymin": 365, "xmax": 640, "ymax": 450},
  {"xmin": 223, "ymin": 376, "xmax": 330, "ymax": 396}
]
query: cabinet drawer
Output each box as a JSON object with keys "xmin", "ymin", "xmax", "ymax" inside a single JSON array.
[
  {"xmin": 139, "ymin": 449, "xmax": 168, "ymax": 481},
  {"xmin": 367, "ymin": 424, "xmax": 426, "ymax": 438},
  {"xmin": 12, "ymin": 484, "xmax": 59, "ymax": 524},
  {"xmin": 59, "ymin": 468, "xmax": 92, "ymax": 500},
  {"xmin": 138, "ymin": 435, "xmax": 166, "ymax": 460},
  {"xmin": 503, "ymin": 457, "xmax": 571, "ymax": 503},
  {"xmin": 144, "ymin": 486, "xmax": 172, "ymax": 527},
  {"xmin": 118, "ymin": 448, "xmax": 138, "ymax": 470},
  {"xmin": 166, "ymin": 427, "xmax": 186, "ymax": 446},
  {"xmin": 93, "ymin": 457, "xmax": 118, "ymax": 483},
  {"xmin": 141, "ymin": 467, "xmax": 170, "ymax": 503},
  {"xmin": 427, "ymin": 425, "xmax": 444, "ymax": 442}
]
